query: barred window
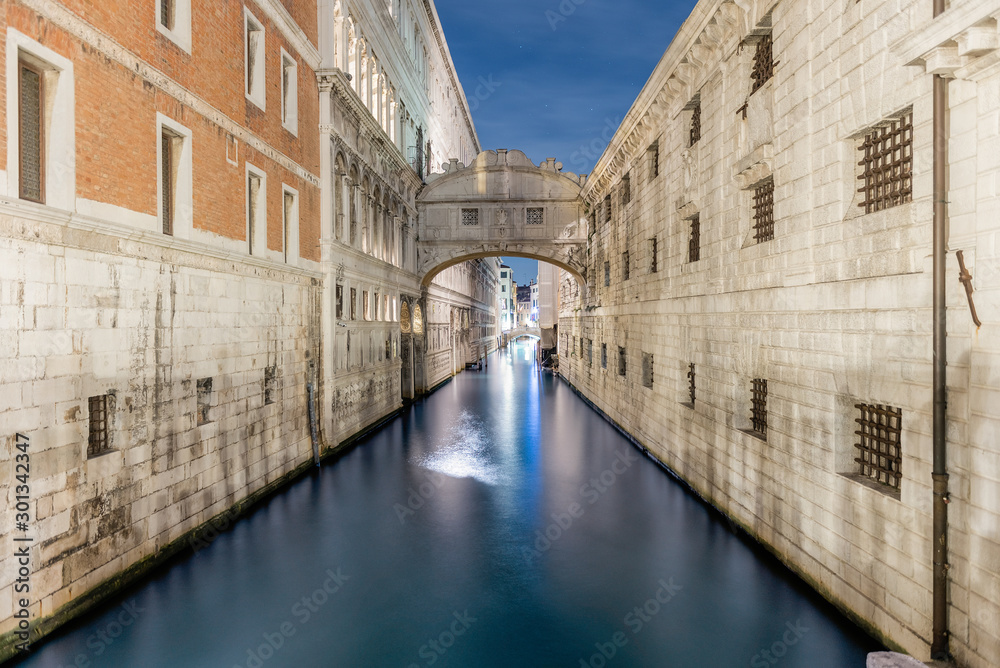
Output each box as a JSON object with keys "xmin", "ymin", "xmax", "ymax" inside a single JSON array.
[
  {"xmin": 622, "ymin": 251, "xmax": 630, "ymax": 281},
  {"xmin": 690, "ymin": 101, "xmax": 702, "ymax": 146},
  {"xmin": 264, "ymin": 366, "xmax": 277, "ymax": 405},
  {"xmin": 461, "ymin": 208, "xmax": 479, "ymax": 226},
  {"xmin": 526, "ymin": 207, "xmax": 544, "ymax": 225},
  {"xmin": 336, "ymin": 285, "xmax": 344, "ymax": 319},
  {"xmin": 604, "ymin": 194, "xmax": 612, "ymax": 223},
  {"xmin": 604, "ymin": 261, "xmax": 610, "ymax": 287},
  {"xmin": 687, "ymin": 363, "xmax": 696, "ymax": 405},
  {"xmin": 601, "ymin": 343, "xmax": 607, "ymax": 369},
  {"xmin": 689, "ymin": 214, "xmax": 701, "ymax": 262},
  {"xmin": 617, "ymin": 347, "xmax": 627, "ymax": 377},
  {"xmin": 854, "ymin": 403, "xmax": 902, "ymax": 490},
  {"xmin": 587, "ymin": 339, "xmax": 593, "ymax": 365},
  {"xmin": 649, "ymin": 237, "xmax": 658, "ymax": 273},
  {"xmin": 648, "ymin": 142, "xmax": 659, "ymax": 179},
  {"xmin": 642, "ymin": 353, "xmax": 654, "ymax": 388},
  {"xmin": 857, "ymin": 112, "xmax": 913, "ymax": 214},
  {"xmin": 18, "ymin": 60, "xmax": 44, "ymax": 204},
  {"xmin": 621, "ymin": 173, "xmax": 631, "ymax": 206},
  {"xmin": 350, "ymin": 287, "xmax": 357, "ymax": 320},
  {"xmin": 87, "ymin": 394, "xmax": 114, "ymax": 458},
  {"xmin": 197, "ymin": 377, "xmax": 212, "ymax": 426},
  {"xmin": 750, "ymin": 378, "xmax": 767, "ymax": 439},
  {"xmin": 752, "ymin": 180, "xmax": 774, "ymax": 243},
  {"xmin": 750, "ymin": 34, "xmax": 774, "ymax": 95}
]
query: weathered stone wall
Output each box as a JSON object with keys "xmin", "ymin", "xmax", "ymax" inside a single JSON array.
[
  {"xmin": 0, "ymin": 210, "xmax": 320, "ymax": 645},
  {"xmin": 560, "ymin": 0, "xmax": 1000, "ymax": 666}
]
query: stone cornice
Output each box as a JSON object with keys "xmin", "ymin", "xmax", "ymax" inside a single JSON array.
[
  {"xmin": 584, "ymin": 0, "xmax": 766, "ymax": 201},
  {"xmin": 24, "ymin": 0, "xmax": 320, "ymax": 188},
  {"xmin": 420, "ymin": 0, "xmax": 480, "ymax": 153},
  {"xmin": 891, "ymin": 0, "xmax": 1000, "ymax": 78}
]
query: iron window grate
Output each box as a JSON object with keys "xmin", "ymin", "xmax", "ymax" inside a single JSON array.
[
  {"xmin": 604, "ymin": 261, "xmax": 610, "ymax": 287},
  {"xmin": 752, "ymin": 180, "xmax": 774, "ymax": 243},
  {"xmin": 526, "ymin": 207, "xmax": 544, "ymax": 225},
  {"xmin": 461, "ymin": 208, "xmax": 479, "ymax": 226},
  {"xmin": 197, "ymin": 377, "xmax": 212, "ymax": 425},
  {"xmin": 650, "ymin": 237, "xmax": 658, "ymax": 273},
  {"xmin": 854, "ymin": 403, "xmax": 902, "ymax": 490},
  {"xmin": 688, "ymin": 363, "xmax": 696, "ymax": 405},
  {"xmin": 264, "ymin": 366, "xmax": 277, "ymax": 405},
  {"xmin": 621, "ymin": 174, "xmax": 631, "ymax": 206},
  {"xmin": 617, "ymin": 347, "xmax": 627, "ymax": 377},
  {"xmin": 690, "ymin": 102, "xmax": 702, "ymax": 146},
  {"xmin": 601, "ymin": 343, "xmax": 607, "ymax": 369},
  {"xmin": 604, "ymin": 195, "xmax": 612, "ymax": 223},
  {"xmin": 622, "ymin": 251, "xmax": 630, "ymax": 281},
  {"xmin": 642, "ymin": 353, "xmax": 654, "ymax": 388},
  {"xmin": 689, "ymin": 215, "xmax": 701, "ymax": 262},
  {"xmin": 750, "ymin": 378, "xmax": 767, "ymax": 438},
  {"xmin": 87, "ymin": 394, "xmax": 112, "ymax": 458},
  {"xmin": 857, "ymin": 112, "xmax": 913, "ymax": 214},
  {"xmin": 750, "ymin": 34, "xmax": 774, "ymax": 94},
  {"xmin": 649, "ymin": 142, "xmax": 659, "ymax": 179}
]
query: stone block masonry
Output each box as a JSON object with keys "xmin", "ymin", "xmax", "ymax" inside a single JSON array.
[{"xmin": 559, "ymin": 0, "xmax": 1000, "ymax": 666}]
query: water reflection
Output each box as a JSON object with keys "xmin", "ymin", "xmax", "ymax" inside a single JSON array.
[{"xmin": 16, "ymin": 339, "xmax": 882, "ymax": 668}]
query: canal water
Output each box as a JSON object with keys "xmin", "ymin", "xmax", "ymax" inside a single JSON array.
[{"xmin": 17, "ymin": 340, "xmax": 882, "ymax": 667}]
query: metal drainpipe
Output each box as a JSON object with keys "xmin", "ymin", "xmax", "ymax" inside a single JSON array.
[{"xmin": 930, "ymin": 0, "xmax": 949, "ymax": 659}]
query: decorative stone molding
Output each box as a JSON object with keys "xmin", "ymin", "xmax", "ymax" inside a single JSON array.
[
  {"xmin": 894, "ymin": 4, "xmax": 1000, "ymax": 80},
  {"xmin": 733, "ymin": 143, "xmax": 773, "ymax": 190}
]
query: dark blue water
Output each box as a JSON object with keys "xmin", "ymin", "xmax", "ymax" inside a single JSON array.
[{"xmin": 16, "ymin": 340, "xmax": 881, "ymax": 667}]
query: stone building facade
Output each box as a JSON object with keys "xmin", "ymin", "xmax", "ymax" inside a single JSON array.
[
  {"xmin": 0, "ymin": 0, "xmax": 495, "ymax": 656},
  {"xmin": 557, "ymin": 0, "xmax": 1000, "ymax": 665}
]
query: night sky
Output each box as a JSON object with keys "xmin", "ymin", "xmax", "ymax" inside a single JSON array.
[{"xmin": 434, "ymin": 0, "xmax": 698, "ymax": 285}]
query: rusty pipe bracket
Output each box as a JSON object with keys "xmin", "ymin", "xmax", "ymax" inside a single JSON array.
[{"xmin": 956, "ymin": 250, "xmax": 983, "ymax": 328}]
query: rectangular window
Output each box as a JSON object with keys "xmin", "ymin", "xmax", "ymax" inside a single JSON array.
[
  {"xmin": 350, "ymin": 288, "xmax": 357, "ymax": 320},
  {"xmin": 587, "ymin": 339, "xmax": 593, "ymax": 365},
  {"xmin": 604, "ymin": 194, "xmax": 612, "ymax": 223},
  {"xmin": 245, "ymin": 9, "xmax": 265, "ymax": 109},
  {"xmin": 197, "ymin": 377, "xmax": 212, "ymax": 426},
  {"xmin": 375, "ymin": 292, "xmax": 381, "ymax": 320},
  {"xmin": 750, "ymin": 378, "xmax": 767, "ymax": 439},
  {"xmin": 648, "ymin": 142, "xmax": 659, "ymax": 180},
  {"xmin": 622, "ymin": 251, "xmax": 630, "ymax": 281},
  {"xmin": 750, "ymin": 33, "xmax": 774, "ymax": 94},
  {"xmin": 854, "ymin": 403, "xmax": 902, "ymax": 490},
  {"xmin": 689, "ymin": 214, "xmax": 701, "ymax": 262},
  {"xmin": 642, "ymin": 353, "xmax": 654, "ymax": 388},
  {"xmin": 18, "ymin": 60, "xmax": 44, "ymax": 204},
  {"xmin": 156, "ymin": 0, "xmax": 191, "ymax": 51},
  {"xmin": 363, "ymin": 290, "xmax": 371, "ymax": 321},
  {"xmin": 752, "ymin": 180, "xmax": 774, "ymax": 244},
  {"xmin": 690, "ymin": 101, "xmax": 702, "ymax": 146},
  {"xmin": 247, "ymin": 172, "xmax": 262, "ymax": 255},
  {"xmin": 649, "ymin": 237, "xmax": 658, "ymax": 273},
  {"xmin": 160, "ymin": 129, "xmax": 175, "ymax": 235},
  {"xmin": 264, "ymin": 366, "xmax": 277, "ymax": 405},
  {"xmin": 87, "ymin": 394, "xmax": 113, "ymax": 458},
  {"xmin": 687, "ymin": 363, "xmax": 696, "ymax": 406},
  {"xmin": 857, "ymin": 112, "xmax": 913, "ymax": 214},
  {"xmin": 282, "ymin": 189, "xmax": 296, "ymax": 263},
  {"xmin": 617, "ymin": 347, "xmax": 627, "ymax": 377},
  {"xmin": 461, "ymin": 208, "xmax": 480, "ymax": 226},
  {"xmin": 621, "ymin": 173, "xmax": 631, "ymax": 206},
  {"xmin": 526, "ymin": 207, "xmax": 544, "ymax": 225},
  {"xmin": 336, "ymin": 285, "xmax": 344, "ymax": 319},
  {"xmin": 601, "ymin": 343, "xmax": 607, "ymax": 369},
  {"xmin": 281, "ymin": 50, "xmax": 298, "ymax": 134},
  {"xmin": 604, "ymin": 261, "xmax": 610, "ymax": 287}
]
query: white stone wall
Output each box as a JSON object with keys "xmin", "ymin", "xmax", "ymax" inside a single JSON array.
[
  {"xmin": 560, "ymin": 0, "xmax": 1000, "ymax": 666},
  {"xmin": 0, "ymin": 208, "xmax": 320, "ymax": 638}
]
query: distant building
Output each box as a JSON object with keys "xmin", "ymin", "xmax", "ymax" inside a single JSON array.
[
  {"xmin": 498, "ymin": 264, "xmax": 515, "ymax": 332},
  {"xmin": 516, "ymin": 284, "xmax": 532, "ymax": 327}
]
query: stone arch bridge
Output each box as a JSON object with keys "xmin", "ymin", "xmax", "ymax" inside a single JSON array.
[{"xmin": 415, "ymin": 149, "xmax": 589, "ymax": 289}]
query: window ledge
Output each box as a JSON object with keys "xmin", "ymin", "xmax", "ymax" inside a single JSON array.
[
  {"xmin": 739, "ymin": 428, "xmax": 767, "ymax": 442},
  {"xmin": 839, "ymin": 472, "xmax": 902, "ymax": 501}
]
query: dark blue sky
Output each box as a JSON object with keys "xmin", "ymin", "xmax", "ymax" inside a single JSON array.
[{"xmin": 434, "ymin": 0, "xmax": 697, "ymax": 285}]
